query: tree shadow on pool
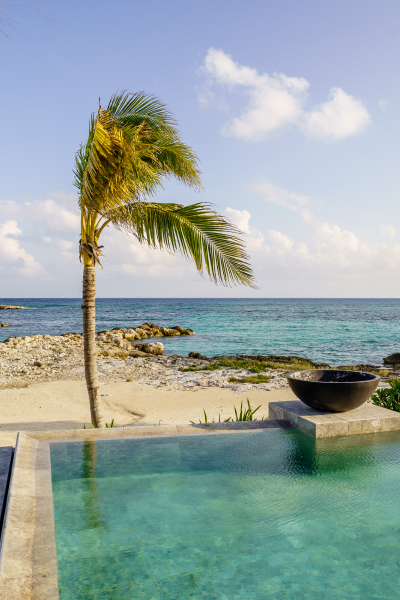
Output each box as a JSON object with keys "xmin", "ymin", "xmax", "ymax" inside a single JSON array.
[{"xmin": 81, "ymin": 441, "xmax": 106, "ymax": 530}]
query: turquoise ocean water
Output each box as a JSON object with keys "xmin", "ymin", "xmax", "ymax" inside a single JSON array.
[
  {"xmin": 1, "ymin": 298, "xmax": 400, "ymax": 365},
  {"xmin": 51, "ymin": 430, "xmax": 400, "ymax": 599}
]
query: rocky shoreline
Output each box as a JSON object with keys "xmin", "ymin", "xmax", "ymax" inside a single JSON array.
[
  {"xmin": 0, "ymin": 323, "xmax": 288, "ymax": 392},
  {"xmin": 0, "ymin": 323, "xmax": 395, "ymax": 392}
]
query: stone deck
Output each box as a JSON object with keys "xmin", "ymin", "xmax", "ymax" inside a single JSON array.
[{"xmin": 269, "ymin": 400, "xmax": 400, "ymax": 438}]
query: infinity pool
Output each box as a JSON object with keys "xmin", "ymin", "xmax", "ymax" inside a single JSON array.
[{"xmin": 50, "ymin": 430, "xmax": 400, "ymax": 599}]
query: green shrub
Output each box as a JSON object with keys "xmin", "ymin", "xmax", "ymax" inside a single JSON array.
[{"xmin": 371, "ymin": 380, "xmax": 400, "ymax": 412}]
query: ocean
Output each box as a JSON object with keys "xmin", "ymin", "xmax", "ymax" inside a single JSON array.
[{"xmin": 0, "ymin": 298, "xmax": 399, "ymax": 366}]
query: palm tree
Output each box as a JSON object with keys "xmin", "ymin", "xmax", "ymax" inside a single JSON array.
[{"xmin": 74, "ymin": 91, "xmax": 255, "ymax": 427}]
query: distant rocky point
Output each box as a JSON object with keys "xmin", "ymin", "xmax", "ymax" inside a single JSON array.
[{"xmin": 0, "ymin": 305, "xmax": 23, "ymax": 310}]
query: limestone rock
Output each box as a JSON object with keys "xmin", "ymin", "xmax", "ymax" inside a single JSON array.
[
  {"xmin": 140, "ymin": 323, "xmax": 164, "ymax": 337},
  {"xmin": 99, "ymin": 349, "xmax": 129, "ymax": 358},
  {"xmin": 172, "ymin": 326, "xmax": 194, "ymax": 335},
  {"xmin": 128, "ymin": 349, "xmax": 149, "ymax": 358},
  {"xmin": 134, "ymin": 328, "xmax": 149, "ymax": 339},
  {"xmin": 0, "ymin": 323, "xmax": 8, "ymax": 327},
  {"xmin": 159, "ymin": 327, "xmax": 180, "ymax": 337},
  {"xmin": 0, "ymin": 305, "xmax": 23, "ymax": 309},
  {"xmin": 124, "ymin": 331, "xmax": 140, "ymax": 341},
  {"xmin": 134, "ymin": 342, "xmax": 164, "ymax": 356},
  {"xmin": 188, "ymin": 352, "xmax": 208, "ymax": 360}
]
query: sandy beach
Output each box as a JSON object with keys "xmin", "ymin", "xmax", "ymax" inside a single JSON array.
[{"xmin": 0, "ymin": 380, "xmax": 296, "ymax": 447}]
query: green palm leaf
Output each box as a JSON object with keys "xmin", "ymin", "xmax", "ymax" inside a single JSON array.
[{"xmin": 113, "ymin": 201, "xmax": 256, "ymax": 287}]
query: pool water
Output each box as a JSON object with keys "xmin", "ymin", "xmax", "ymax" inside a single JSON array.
[{"xmin": 51, "ymin": 431, "xmax": 400, "ymax": 599}]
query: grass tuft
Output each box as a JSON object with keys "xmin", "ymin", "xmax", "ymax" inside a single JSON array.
[
  {"xmin": 190, "ymin": 399, "xmax": 267, "ymax": 423},
  {"xmin": 228, "ymin": 374, "xmax": 272, "ymax": 384},
  {"xmin": 182, "ymin": 358, "xmax": 314, "ymax": 373}
]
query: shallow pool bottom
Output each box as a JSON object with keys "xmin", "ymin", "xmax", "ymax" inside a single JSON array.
[{"xmin": 50, "ymin": 430, "xmax": 400, "ymax": 599}]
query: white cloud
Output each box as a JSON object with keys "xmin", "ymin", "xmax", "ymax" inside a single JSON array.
[
  {"xmin": 252, "ymin": 180, "xmax": 400, "ymax": 282},
  {"xmin": 0, "ymin": 197, "xmax": 80, "ymax": 233},
  {"xmin": 0, "ymin": 220, "xmax": 21, "ymax": 237},
  {"xmin": 102, "ymin": 229, "xmax": 192, "ymax": 279},
  {"xmin": 202, "ymin": 48, "xmax": 308, "ymax": 140},
  {"xmin": 0, "ymin": 220, "xmax": 46, "ymax": 278},
  {"xmin": 225, "ymin": 207, "xmax": 265, "ymax": 250},
  {"xmin": 225, "ymin": 207, "xmax": 251, "ymax": 233},
  {"xmin": 43, "ymin": 237, "xmax": 51, "ymax": 243},
  {"xmin": 301, "ymin": 87, "xmax": 370, "ymax": 139},
  {"xmin": 380, "ymin": 224, "xmax": 396, "ymax": 239},
  {"xmin": 57, "ymin": 239, "xmax": 74, "ymax": 251},
  {"xmin": 267, "ymin": 230, "xmax": 294, "ymax": 253},
  {"xmin": 251, "ymin": 179, "xmax": 315, "ymax": 223},
  {"xmin": 200, "ymin": 48, "xmax": 370, "ymax": 141},
  {"xmin": 36, "ymin": 199, "xmax": 80, "ymax": 232}
]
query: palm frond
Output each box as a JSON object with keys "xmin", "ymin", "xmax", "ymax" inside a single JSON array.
[
  {"xmin": 75, "ymin": 90, "xmax": 255, "ymax": 289},
  {"xmin": 113, "ymin": 202, "xmax": 256, "ymax": 288},
  {"xmin": 107, "ymin": 91, "xmax": 177, "ymax": 129},
  {"xmin": 74, "ymin": 91, "xmax": 201, "ymax": 217}
]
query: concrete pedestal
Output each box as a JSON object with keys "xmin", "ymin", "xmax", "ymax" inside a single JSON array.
[{"xmin": 269, "ymin": 400, "xmax": 400, "ymax": 438}]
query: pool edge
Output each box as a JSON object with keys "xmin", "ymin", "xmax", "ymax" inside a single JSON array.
[{"xmin": 0, "ymin": 432, "xmax": 58, "ymax": 599}]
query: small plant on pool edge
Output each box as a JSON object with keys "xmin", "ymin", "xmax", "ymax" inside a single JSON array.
[
  {"xmin": 84, "ymin": 419, "xmax": 114, "ymax": 429},
  {"xmin": 190, "ymin": 399, "xmax": 267, "ymax": 423},
  {"xmin": 234, "ymin": 399, "xmax": 261, "ymax": 421},
  {"xmin": 371, "ymin": 380, "xmax": 400, "ymax": 412}
]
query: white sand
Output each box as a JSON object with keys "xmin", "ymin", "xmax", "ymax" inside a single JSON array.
[{"xmin": 0, "ymin": 380, "xmax": 296, "ymax": 446}]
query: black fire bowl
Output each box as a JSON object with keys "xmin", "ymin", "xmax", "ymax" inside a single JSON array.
[{"xmin": 286, "ymin": 369, "xmax": 380, "ymax": 413}]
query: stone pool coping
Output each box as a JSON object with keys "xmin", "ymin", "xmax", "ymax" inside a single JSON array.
[
  {"xmin": 269, "ymin": 401, "xmax": 400, "ymax": 438},
  {"xmin": 0, "ymin": 419, "xmax": 291, "ymax": 599}
]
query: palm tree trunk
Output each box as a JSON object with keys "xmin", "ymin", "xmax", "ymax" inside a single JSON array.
[{"xmin": 82, "ymin": 265, "xmax": 105, "ymax": 428}]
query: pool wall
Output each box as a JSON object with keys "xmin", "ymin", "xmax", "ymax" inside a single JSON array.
[{"xmin": 0, "ymin": 433, "xmax": 58, "ymax": 599}]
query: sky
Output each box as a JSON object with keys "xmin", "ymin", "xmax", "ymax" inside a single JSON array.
[{"xmin": 1, "ymin": 0, "xmax": 400, "ymax": 298}]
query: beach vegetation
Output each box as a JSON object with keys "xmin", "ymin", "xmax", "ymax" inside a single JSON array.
[
  {"xmin": 191, "ymin": 399, "xmax": 266, "ymax": 423},
  {"xmin": 85, "ymin": 419, "xmax": 115, "ymax": 429},
  {"xmin": 74, "ymin": 91, "xmax": 255, "ymax": 427},
  {"xmin": 234, "ymin": 399, "xmax": 262, "ymax": 421},
  {"xmin": 183, "ymin": 357, "xmax": 314, "ymax": 373},
  {"xmin": 371, "ymin": 379, "xmax": 400, "ymax": 412},
  {"xmin": 195, "ymin": 409, "xmax": 232, "ymax": 424},
  {"xmin": 228, "ymin": 374, "xmax": 272, "ymax": 384}
]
